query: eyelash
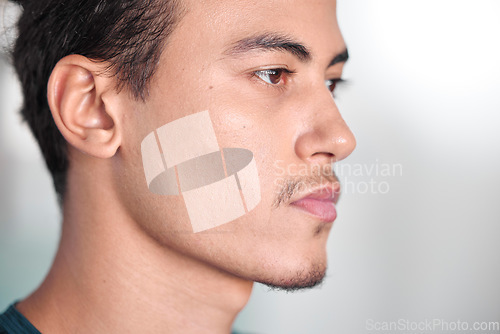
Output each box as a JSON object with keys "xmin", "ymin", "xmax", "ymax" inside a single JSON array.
[
  {"xmin": 252, "ymin": 68, "xmax": 295, "ymax": 91},
  {"xmin": 252, "ymin": 68, "xmax": 344, "ymax": 96}
]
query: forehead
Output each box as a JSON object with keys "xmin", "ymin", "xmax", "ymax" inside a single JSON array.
[{"xmin": 172, "ymin": 0, "xmax": 343, "ymax": 58}]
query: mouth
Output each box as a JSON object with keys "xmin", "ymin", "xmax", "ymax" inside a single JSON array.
[{"xmin": 289, "ymin": 185, "xmax": 340, "ymax": 223}]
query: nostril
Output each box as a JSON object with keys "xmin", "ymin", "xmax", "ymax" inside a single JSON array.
[
  {"xmin": 309, "ymin": 151, "xmax": 335, "ymax": 164},
  {"xmin": 312, "ymin": 151, "xmax": 334, "ymax": 158}
]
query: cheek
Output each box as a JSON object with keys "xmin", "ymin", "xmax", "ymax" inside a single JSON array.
[
  {"xmin": 124, "ymin": 109, "xmax": 268, "ymax": 235},
  {"xmin": 112, "ymin": 130, "xmax": 194, "ymax": 239},
  {"xmin": 111, "ymin": 104, "xmax": 196, "ymax": 244},
  {"xmin": 115, "ymin": 71, "xmax": 294, "ymax": 239}
]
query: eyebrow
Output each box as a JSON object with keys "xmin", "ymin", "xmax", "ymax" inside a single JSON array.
[
  {"xmin": 225, "ymin": 33, "xmax": 311, "ymax": 61},
  {"xmin": 224, "ymin": 32, "xmax": 349, "ymax": 67},
  {"xmin": 329, "ymin": 48, "xmax": 349, "ymax": 67}
]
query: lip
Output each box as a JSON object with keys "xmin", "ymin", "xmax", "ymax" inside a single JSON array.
[{"xmin": 290, "ymin": 186, "xmax": 340, "ymax": 222}]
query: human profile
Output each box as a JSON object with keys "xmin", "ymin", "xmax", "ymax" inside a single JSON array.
[{"xmin": 0, "ymin": 0, "xmax": 355, "ymax": 332}]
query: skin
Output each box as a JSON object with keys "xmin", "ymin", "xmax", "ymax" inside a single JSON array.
[{"xmin": 16, "ymin": 0, "xmax": 355, "ymax": 333}]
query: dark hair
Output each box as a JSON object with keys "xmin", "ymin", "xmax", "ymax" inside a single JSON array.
[{"xmin": 10, "ymin": 0, "xmax": 183, "ymax": 201}]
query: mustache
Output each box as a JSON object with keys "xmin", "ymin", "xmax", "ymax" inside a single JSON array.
[{"xmin": 272, "ymin": 168, "xmax": 340, "ymax": 208}]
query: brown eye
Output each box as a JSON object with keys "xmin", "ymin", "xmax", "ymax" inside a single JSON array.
[
  {"xmin": 325, "ymin": 79, "xmax": 337, "ymax": 93},
  {"xmin": 255, "ymin": 69, "xmax": 286, "ymax": 85},
  {"xmin": 325, "ymin": 78, "xmax": 344, "ymax": 95}
]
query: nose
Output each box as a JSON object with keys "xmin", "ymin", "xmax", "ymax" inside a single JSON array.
[{"xmin": 294, "ymin": 91, "xmax": 356, "ymax": 165}]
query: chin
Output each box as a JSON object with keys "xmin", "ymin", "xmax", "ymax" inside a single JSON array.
[
  {"xmin": 252, "ymin": 257, "xmax": 328, "ymax": 292},
  {"xmin": 232, "ymin": 219, "xmax": 332, "ymax": 291}
]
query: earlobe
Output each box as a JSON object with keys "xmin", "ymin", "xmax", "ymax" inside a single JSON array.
[{"xmin": 48, "ymin": 55, "xmax": 121, "ymax": 159}]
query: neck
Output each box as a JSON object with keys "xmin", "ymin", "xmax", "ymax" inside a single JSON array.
[{"xmin": 17, "ymin": 160, "xmax": 253, "ymax": 334}]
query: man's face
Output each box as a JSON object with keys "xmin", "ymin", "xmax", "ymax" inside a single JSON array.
[{"xmin": 116, "ymin": 0, "xmax": 355, "ymax": 289}]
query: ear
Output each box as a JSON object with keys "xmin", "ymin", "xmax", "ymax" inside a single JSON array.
[{"xmin": 48, "ymin": 55, "xmax": 122, "ymax": 159}]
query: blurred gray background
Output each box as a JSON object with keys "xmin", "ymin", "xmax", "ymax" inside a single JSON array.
[{"xmin": 1, "ymin": 1, "xmax": 499, "ymax": 333}]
